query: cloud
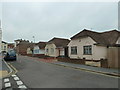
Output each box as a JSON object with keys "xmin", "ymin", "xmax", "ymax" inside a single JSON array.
[{"xmin": 2, "ymin": 2, "xmax": 118, "ymax": 42}]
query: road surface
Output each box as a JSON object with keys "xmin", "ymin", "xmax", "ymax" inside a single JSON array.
[{"xmin": 3, "ymin": 55, "xmax": 119, "ymax": 88}]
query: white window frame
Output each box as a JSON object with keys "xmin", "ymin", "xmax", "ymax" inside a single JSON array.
[
  {"xmin": 83, "ymin": 45, "xmax": 92, "ymax": 55},
  {"xmin": 71, "ymin": 46, "xmax": 77, "ymax": 55}
]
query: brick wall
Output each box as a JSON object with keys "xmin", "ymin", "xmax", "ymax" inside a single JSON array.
[
  {"xmin": 57, "ymin": 57, "xmax": 85, "ymax": 64},
  {"xmin": 16, "ymin": 42, "xmax": 30, "ymax": 55},
  {"xmin": 100, "ymin": 59, "xmax": 108, "ymax": 68}
]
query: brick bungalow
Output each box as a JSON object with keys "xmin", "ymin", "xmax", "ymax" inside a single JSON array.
[
  {"xmin": 15, "ymin": 39, "xmax": 34, "ymax": 55},
  {"xmin": 68, "ymin": 29, "xmax": 120, "ymax": 68}
]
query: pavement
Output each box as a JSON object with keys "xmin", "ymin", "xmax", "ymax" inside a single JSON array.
[
  {"xmin": 0, "ymin": 56, "xmax": 12, "ymax": 79},
  {"xmin": 51, "ymin": 61, "xmax": 120, "ymax": 77},
  {"xmin": 0, "ymin": 56, "xmax": 9, "ymax": 90}
]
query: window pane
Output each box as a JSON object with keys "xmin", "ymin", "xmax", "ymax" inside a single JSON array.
[
  {"xmin": 71, "ymin": 46, "xmax": 77, "ymax": 55},
  {"xmin": 83, "ymin": 45, "xmax": 92, "ymax": 55}
]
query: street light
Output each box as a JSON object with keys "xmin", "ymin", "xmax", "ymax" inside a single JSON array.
[
  {"xmin": 32, "ymin": 36, "xmax": 35, "ymax": 43},
  {"xmin": 32, "ymin": 36, "xmax": 35, "ymax": 56}
]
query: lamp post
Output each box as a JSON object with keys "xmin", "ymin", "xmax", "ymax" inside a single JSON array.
[
  {"xmin": 33, "ymin": 36, "xmax": 35, "ymax": 43},
  {"xmin": 32, "ymin": 36, "xmax": 35, "ymax": 56}
]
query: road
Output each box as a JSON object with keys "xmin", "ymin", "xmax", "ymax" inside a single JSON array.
[{"xmin": 3, "ymin": 55, "xmax": 119, "ymax": 88}]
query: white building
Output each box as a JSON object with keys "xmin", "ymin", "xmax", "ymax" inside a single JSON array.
[
  {"xmin": 0, "ymin": 21, "xmax": 2, "ymax": 54},
  {"xmin": 45, "ymin": 37, "xmax": 70, "ymax": 57},
  {"xmin": 0, "ymin": 30, "xmax": 2, "ymax": 53},
  {"xmin": 68, "ymin": 29, "xmax": 120, "ymax": 68},
  {"xmin": 1, "ymin": 41, "xmax": 8, "ymax": 53},
  {"xmin": 33, "ymin": 42, "xmax": 46, "ymax": 55}
]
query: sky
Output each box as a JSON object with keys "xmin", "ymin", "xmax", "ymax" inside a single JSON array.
[{"xmin": 0, "ymin": 1, "xmax": 118, "ymax": 43}]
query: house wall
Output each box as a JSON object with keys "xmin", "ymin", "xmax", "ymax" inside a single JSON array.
[
  {"xmin": 27, "ymin": 48, "xmax": 32, "ymax": 54},
  {"xmin": 68, "ymin": 37, "xmax": 107, "ymax": 60},
  {"xmin": 0, "ymin": 30, "xmax": 2, "ymax": 53},
  {"xmin": 107, "ymin": 47, "xmax": 120, "ymax": 68},
  {"xmin": 33, "ymin": 46, "xmax": 40, "ymax": 54},
  {"xmin": 1, "ymin": 42, "xmax": 8, "ymax": 53},
  {"xmin": 40, "ymin": 49, "xmax": 45, "ymax": 54},
  {"xmin": 15, "ymin": 41, "xmax": 20, "ymax": 47},
  {"xmin": 16, "ymin": 42, "xmax": 29, "ymax": 55},
  {"xmin": 33, "ymin": 46, "xmax": 45, "ymax": 54},
  {"xmin": 45, "ymin": 44, "xmax": 59, "ymax": 57}
]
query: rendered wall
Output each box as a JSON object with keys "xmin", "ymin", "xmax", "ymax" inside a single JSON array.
[{"xmin": 68, "ymin": 37, "xmax": 107, "ymax": 60}]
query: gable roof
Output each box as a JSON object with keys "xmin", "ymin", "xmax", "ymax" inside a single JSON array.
[
  {"xmin": 100, "ymin": 30, "xmax": 120, "ymax": 45},
  {"xmin": 35, "ymin": 42, "xmax": 47, "ymax": 49},
  {"xmin": 2, "ymin": 41, "xmax": 7, "ymax": 44},
  {"xmin": 71, "ymin": 29, "xmax": 120, "ymax": 46},
  {"xmin": 47, "ymin": 37, "xmax": 70, "ymax": 47}
]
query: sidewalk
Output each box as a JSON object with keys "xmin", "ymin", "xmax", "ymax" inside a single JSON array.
[
  {"xmin": 51, "ymin": 61, "xmax": 120, "ymax": 77},
  {"xmin": 0, "ymin": 56, "xmax": 11, "ymax": 79}
]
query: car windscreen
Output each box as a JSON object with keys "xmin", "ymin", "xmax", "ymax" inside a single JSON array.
[{"xmin": 8, "ymin": 50, "xmax": 16, "ymax": 56}]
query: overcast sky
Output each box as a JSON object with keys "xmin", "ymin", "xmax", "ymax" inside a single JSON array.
[{"xmin": 1, "ymin": 2, "xmax": 118, "ymax": 43}]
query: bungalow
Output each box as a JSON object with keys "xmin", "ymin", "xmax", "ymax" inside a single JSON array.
[
  {"xmin": 27, "ymin": 44, "xmax": 34, "ymax": 54},
  {"xmin": 15, "ymin": 39, "xmax": 34, "ymax": 55},
  {"xmin": 33, "ymin": 42, "xmax": 46, "ymax": 55},
  {"xmin": 68, "ymin": 29, "xmax": 120, "ymax": 68},
  {"xmin": 45, "ymin": 37, "xmax": 70, "ymax": 57}
]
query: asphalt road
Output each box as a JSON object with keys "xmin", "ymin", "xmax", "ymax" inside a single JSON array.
[{"xmin": 6, "ymin": 55, "xmax": 119, "ymax": 88}]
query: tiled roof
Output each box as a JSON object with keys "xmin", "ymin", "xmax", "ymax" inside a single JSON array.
[
  {"xmin": 47, "ymin": 37, "xmax": 70, "ymax": 47},
  {"xmin": 35, "ymin": 42, "xmax": 47, "ymax": 49},
  {"xmin": 27, "ymin": 43, "xmax": 36, "ymax": 50},
  {"xmin": 71, "ymin": 29, "xmax": 120, "ymax": 46}
]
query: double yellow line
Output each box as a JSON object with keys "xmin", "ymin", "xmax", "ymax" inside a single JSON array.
[
  {"xmin": 7, "ymin": 63, "xmax": 18, "ymax": 77},
  {"xmin": 2, "ymin": 60, "xmax": 18, "ymax": 78}
]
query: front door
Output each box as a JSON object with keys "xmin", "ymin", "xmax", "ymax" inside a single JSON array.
[{"xmin": 64, "ymin": 47, "xmax": 68, "ymax": 57}]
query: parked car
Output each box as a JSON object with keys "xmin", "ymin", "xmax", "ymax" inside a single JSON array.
[
  {"xmin": 1, "ymin": 51, "xmax": 7, "ymax": 59},
  {"xmin": 4, "ymin": 50, "xmax": 17, "ymax": 61}
]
